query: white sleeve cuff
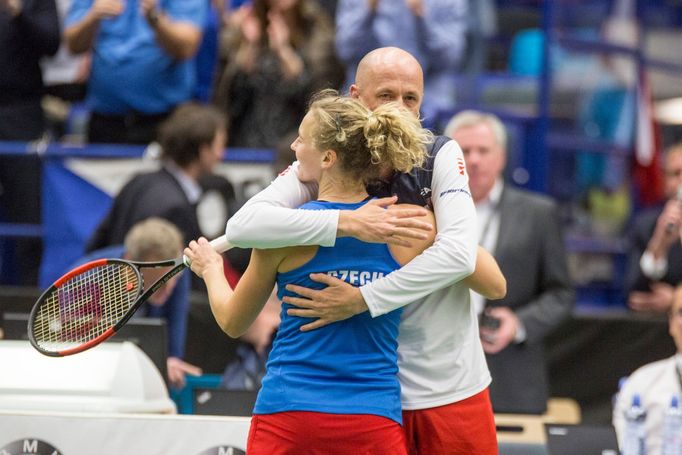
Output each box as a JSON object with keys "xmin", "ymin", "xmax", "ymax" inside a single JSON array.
[
  {"xmin": 639, "ymin": 250, "xmax": 668, "ymax": 280},
  {"xmin": 360, "ymin": 285, "xmax": 383, "ymax": 318}
]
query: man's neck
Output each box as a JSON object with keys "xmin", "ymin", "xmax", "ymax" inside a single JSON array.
[{"xmin": 474, "ymin": 179, "xmax": 503, "ymax": 206}]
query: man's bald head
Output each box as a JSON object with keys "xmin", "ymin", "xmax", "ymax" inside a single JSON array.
[{"xmin": 350, "ymin": 47, "xmax": 424, "ymax": 117}]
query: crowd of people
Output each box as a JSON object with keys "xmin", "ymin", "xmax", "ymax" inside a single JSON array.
[{"xmin": 1, "ymin": 0, "xmax": 682, "ymax": 453}]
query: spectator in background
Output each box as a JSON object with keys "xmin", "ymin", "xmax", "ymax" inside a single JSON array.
[
  {"xmin": 613, "ymin": 283, "xmax": 682, "ymax": 454},
  {"xmin": 0, "ymin": 0, "xmax": 59, "ymax": 285},
  {"xmin": 86, "ymin": 103, "xmax": 226, "ymax": 253},
  {"xmin": 1, "ymin": 0, "xmax": 60, "ymax": 140},
  {"xmin": 193, "ymin": 0, "xmax": 222, "ymax": 103},
  {"xmin": 335, "ymin": 0, "xmax": 467, "ymax": 126},
  {"xmin": 445, "ymin": 110, "xmax": 575, "ymax": 414},
  {"xmin": 626, "ymin": 143, "xmax": 682, "ymax": 313},
  {"xmin": 78, "ymin": 218, "xmax": 202, "ymax": 388},
  {"xmin": 214, "ymin": 0, "xmax": 343, "ymax": 148},
  {"xmin": 41, "ymin": 0, "xmax": 90, "ymax": 140},
  {"xmin": 65, "ymin": 0, "xmax": 206, "ymax": 144}
]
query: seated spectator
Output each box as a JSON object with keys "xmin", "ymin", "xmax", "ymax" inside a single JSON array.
[
  {"xmin": 77, "ymin": 217, "xmax": 202, "ymax": 388},
  {"xmin": 335, "ymin": 0, "xmax": 468, "ymax": 125},
  {"xmin": 221, "ymin": 291, "xmax": 281, "ymax": 391},
  {"xmin": 64, "ymin": 0, "xmax": 206, "ymax": 144},
  {"xmin": 214, "ymin": 0, "xmax": 342, "ymax": 148},
  {"xmin": 626, "ymin": 143, "xmax": 682, "ymax": 313},
  {"xmin": 613, "ymin": 283, "xmax": 682, "ymax": 453},
  {"xmin": 86, "ymin": 102, "xmax": 227, "ymax": 253}
]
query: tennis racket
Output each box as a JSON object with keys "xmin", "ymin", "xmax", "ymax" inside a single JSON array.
[{"xmin": 28, "ymin": 235, "xmax": 232, "ymax": 357}]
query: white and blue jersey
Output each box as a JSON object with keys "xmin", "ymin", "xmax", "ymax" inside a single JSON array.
[{"xmin": 253, "ymin": 199, "xmax": 404, "ymax": 424}]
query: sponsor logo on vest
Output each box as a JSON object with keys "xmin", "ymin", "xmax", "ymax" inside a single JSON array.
[
  {"xmin": 439, "ymin": 187, "xmax": 471, "ymax": 198},
  {"xmin": 457, "ymin": 157, "xmax": 466, "ymax": 176}
]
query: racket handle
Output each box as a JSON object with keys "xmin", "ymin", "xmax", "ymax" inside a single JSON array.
[{"xmin": 183, "ymin": 235, "xmax": 234, "ymax": 267}]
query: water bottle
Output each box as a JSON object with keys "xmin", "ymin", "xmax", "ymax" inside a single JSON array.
[
  {"xmin": 622, "ymin": 394, "xmax": 647, "ymax": 455},
  {"xmin": 662, "ymin": 395, "xmax": 682, "ymax": 455}
]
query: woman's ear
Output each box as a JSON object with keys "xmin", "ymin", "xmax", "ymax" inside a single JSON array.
[{"xmin": 321, "ymin": 149, "xmax": 337, "ymax": 169}]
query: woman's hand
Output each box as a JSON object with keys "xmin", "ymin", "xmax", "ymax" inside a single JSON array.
[
  {"xmin": 184, "ymin": 237, "xmax": 224, "ymax": 278},
  {"xmin": 267, "ymin": 11, "xmax": 290, "ymax": 52}
]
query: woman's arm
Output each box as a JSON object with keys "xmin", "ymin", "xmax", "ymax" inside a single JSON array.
[
  {"xmin": 185, "ymin": 238, "xmax": 280, "ymax": 338},
  {"xmin": 463, "ymin": 246, "xmax": 506, "ymax": 300}
]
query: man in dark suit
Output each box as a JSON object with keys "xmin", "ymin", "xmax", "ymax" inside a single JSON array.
[
  {"xmin": 86, "ymin": 103, "xmax": 227, "ymax": 252},
  {"xmin": 445, "ymin": 110, "xmax": 575, "ymax": 414},
  {"xmin": 626, "ymin": 142, "xmax": 682, "ymax": 313}
]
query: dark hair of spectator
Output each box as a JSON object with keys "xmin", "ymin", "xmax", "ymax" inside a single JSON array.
[{"xmin": 158, "ymin": 103, "xmax": 227, "ymax": 168}]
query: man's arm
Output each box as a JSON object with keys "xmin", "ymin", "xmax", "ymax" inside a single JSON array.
[
  {"xmin": 225, "ymin": 162, "xmax": 336, "ymax": 248},
  {"xmin": 359, "ymin": 140, "xmax": 478, "ymax": 315},
  {"xmin": 65, "ymin": 0, "xmax": 124, "ymax": 54},
  {"xmin": 283, "ymin": 141, "xmax": 477, "ymax": 330},
  {"xmin": 416, "ymin": 0, "xmax": 468, "ymax": 71},
  {"xmin": 141, "ymin": 0, "xmax": 204, "ymax": 60},
  {"xmin": 226, "ymin": 162, "xmax": 431, "ymax": 249},
  {"xmin": 334, "ymin": 0, "xmax": 379, "ymax": 66}
]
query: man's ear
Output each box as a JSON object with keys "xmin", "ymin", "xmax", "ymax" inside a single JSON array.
[{"xmin": 349, "ymin": 84, "xmax": 360, "ymax": 99}]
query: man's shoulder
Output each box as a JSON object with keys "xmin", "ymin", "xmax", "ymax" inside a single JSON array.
[
  {"xmin": 627, "ymin": 356, "xmax": 674, "ymax": 383},
  {"xmin": 503, "ymin": 185, "xmax": 557, "ymax": 210},
  {"xmin": 426, "ymin": 135, "xmax": 452, "ymax": 153}
]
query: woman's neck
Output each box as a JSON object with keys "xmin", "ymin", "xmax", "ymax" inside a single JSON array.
[{"xmin": 317, "ymin": 177, "xmax": 368, "ymax": 203}]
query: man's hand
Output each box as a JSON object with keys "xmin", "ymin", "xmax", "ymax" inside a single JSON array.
[
  {"xmin": 1, "ymin": 0, "xmax": 22, "ymax": 17},
  {"xmin": 628, "ymin": 283, "xmax": 674, "ymax": 313},
  {"xmin": 337, "ymin": 196, "xmax": 432, "ymax": 247},
  {"xmin": 167, "ymin": 356, "xmax": 202, "ymax": 389},
  {"xmin": 90, "ymin": 0, "xmax": 125, "ymax": 20},
  {"xmin": 649, "ymin": 199, "xmax": 682, "ymax": 257},
  {"xmin": 480, "ymin": 306, "xmax": 518, "ymax": 354},
  {"xmin": 140, "ymin": 0, "xmax": 158, "ymax": 19},
  {"xmin": 283, "ymin": 274, "xmax": 368, "ymax": 331},
  {"xmin": 406, "ymin": 0, "xmax": 424, "ymax": 17}
]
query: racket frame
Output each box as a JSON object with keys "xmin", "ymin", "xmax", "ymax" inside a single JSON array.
[{"xmin": 28, "ymin": 257, "xmax": 185, "ymax": 357}]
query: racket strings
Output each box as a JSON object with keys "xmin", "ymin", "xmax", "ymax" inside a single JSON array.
[{"xmin": 32, "ymin": 263, "xmax": 141, "ymax": 351}]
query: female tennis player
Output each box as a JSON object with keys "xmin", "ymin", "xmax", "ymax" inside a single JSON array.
[{"xmin": 184, "ymin": 91, "xmax": 505, "ymax": 454}]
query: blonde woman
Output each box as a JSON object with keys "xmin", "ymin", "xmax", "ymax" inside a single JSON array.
[{"xmin": 185, "ymin": 91, "xmax": 505, "ymax": 454}]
